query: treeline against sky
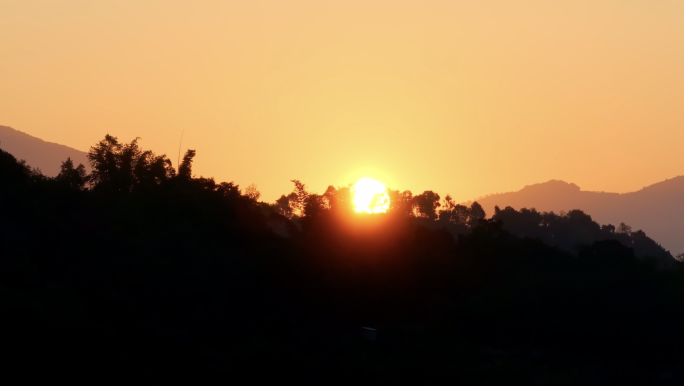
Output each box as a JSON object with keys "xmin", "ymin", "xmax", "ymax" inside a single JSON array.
[{"xmin": 1, "ymin": 135, "xmax": 683, "ymax": 384}]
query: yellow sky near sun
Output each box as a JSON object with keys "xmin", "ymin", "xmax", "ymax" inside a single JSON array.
[{"xmin": 1, "ymin": 1, "xmax": 683, "ymax": 203}]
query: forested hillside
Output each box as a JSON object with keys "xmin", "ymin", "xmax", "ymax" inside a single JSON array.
[
  {"xmin": 1, "ymin": 135, "xmax": 683, "ymax": 384},
  {"xmin": 475, "ymin": 179, "xmax": 684, "ymax": 255}
]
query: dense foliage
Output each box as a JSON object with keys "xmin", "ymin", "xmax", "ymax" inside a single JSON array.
[{"xmin": 1, "ymin": 136, "xmax": 682, "ymax": 384}]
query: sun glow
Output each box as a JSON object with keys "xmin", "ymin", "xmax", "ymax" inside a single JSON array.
[{"xmin": 353, "ymin": 178, "xmax": 390, "ymax": 213}]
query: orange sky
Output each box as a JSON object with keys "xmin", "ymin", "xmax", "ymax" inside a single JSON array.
[{"xmin": 2, "ymin": 1, "xmax": 683, "ymax": 204}]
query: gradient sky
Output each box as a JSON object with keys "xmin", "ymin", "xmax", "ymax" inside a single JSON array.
[{"xmin": 2, "ymin": 1, "xmax": 683, "ymax": 203}]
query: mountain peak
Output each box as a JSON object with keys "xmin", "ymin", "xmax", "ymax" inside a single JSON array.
[{"xmin": 520, "ymin": 180, "xmax": 581, "ymax": 193}]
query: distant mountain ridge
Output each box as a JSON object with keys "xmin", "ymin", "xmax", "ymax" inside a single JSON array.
[
  {"xmin": 474, "ymin": 178, "xmax": 684, "ymax": 255},
  {"xmin": 2, "ymin": 125, "xmax": 681, "ymax": 255},
  {"xmin": 0, "ymin": 126, "xmax": 88, "ymax": 176}
]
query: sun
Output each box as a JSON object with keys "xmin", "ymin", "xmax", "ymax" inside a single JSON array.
[{"xmin": 352, "ymin": 178, "xmax": 390, "ymax": 213}]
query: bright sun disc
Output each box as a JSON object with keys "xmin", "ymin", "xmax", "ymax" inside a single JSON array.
[{"xmin": 353, "ymin": 178, "xmax": 390, "ymax": 213}]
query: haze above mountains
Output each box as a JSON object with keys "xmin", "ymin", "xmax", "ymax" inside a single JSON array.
[{"xmin": 2, "ymin": 125, "xmax": 682, "ymax": 255}]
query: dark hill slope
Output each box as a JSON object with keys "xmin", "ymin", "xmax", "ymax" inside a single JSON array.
[
  {"xmin": 0, "ymin": 125, "xmax": 88, "ymax": 176},
  {"xmin": 474, "ymin": 178, "xmax": 684, "ymax": 255}
]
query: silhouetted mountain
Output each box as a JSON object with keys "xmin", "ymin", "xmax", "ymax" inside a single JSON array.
[
  {"xmin": 0, "ymin": 125, "xmax": 88, "ymax": 176},
  {"xmin": 474, "ymin": 179, "xmax": 684, "ymax": 255}
]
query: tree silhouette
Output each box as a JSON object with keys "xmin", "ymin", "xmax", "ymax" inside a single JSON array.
[
  {"xmin": 322, "ymin": 185, "xmax": 354, "ymax": 213},
  {"xmin": 289, "ymin": 179, "xmax": 309, "ymax": 216},
  {"xmin": 439, "ymin": 194, "xmax": 456, "ymax": 221},
  {"xmin": 56, "ymin": 157, "xmax": 88, "ymax": 191},
  {"xmin": 442, "ymin": 194, "xmax": 456, "ymax": 212},
  {"xmin": 87, "ymin": 135, "xmax": 174, "ymax": 193},
  {"xmin": 467, "ymin": 201, "xmax": 486, "ymax": 227},
  {"xmin": 413, "ymin": 190, "xmax": 441, "ymax": 219},
  {"xmin": 440, "ymin": 203, "xmax": 471, "ymax": 225},
  {"xmin": 601, "ymin": 224, "xmax": 616, "ymax": 233},
  {"xmin": 178, "ymin": 149, "xmax": 196, "ymax": 179},
  {"xmin": 245, "ymin": 183, "xmax": 261, "ymax": 201},
  {"xmin": 216, "ymin": 181, "xmax": 242, "ymax": 199},
  {"xmin": 303, "ymin": 193, "xmax": 326, "ymax": 220},
  {"xmin": 274, "ymin": 194, "xmax": 294, "ymax": 218},
  {"xmin": 617, "ymin": 222, "xmax": 633, "ymax": 234},
  {"xmin": 388, "ymin": 189, "xmax": 415, "ymax": 216}
]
